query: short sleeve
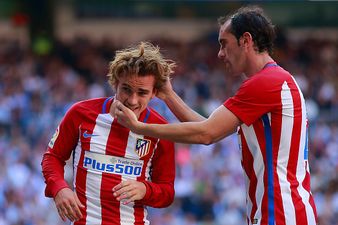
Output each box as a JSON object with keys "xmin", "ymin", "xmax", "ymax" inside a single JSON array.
[{"xmin": 224, "ymin": 74, "xmax": 282, "ymax": 126}]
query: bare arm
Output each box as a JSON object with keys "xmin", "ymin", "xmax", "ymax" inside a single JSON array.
[
  {"xmin": 157, "ymin": 78, "xmax": 205, "ymax": 122},
  {"xmin": 113, "ymin": 100, "xmax": 240, "ymax": 145}
]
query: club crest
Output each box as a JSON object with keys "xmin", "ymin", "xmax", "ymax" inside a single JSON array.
[{"xmin": 135, "ymin": 138, "xmax": 151, "ymax": 157}]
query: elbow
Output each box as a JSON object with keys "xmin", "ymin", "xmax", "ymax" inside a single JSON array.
[
  {"xmin": 162, "ymin": 189, "xmax": 175, "ymax": 208},
  {"xmin": 156, "ymin": 188, "xmax": 175, "ymax": 208},
  {"xmin": 168, "ymin": 189, "xmax": 175, "ymax": 205},
  {"xmin": 198, "ymin": 133, "xmax": 216, "ymax": 145},
  {"xmin": 194, "ymin": 121, "xmax": 220, "ymax": 145}
]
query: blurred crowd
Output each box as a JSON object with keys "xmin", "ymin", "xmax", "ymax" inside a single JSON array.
[{"xmin": 0, "ymin": 29, "xmax": 337, "ymax": 225}]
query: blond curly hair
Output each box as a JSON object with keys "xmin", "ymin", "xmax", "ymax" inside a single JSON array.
[{"xmin": 107, "ymin": 42, "xmax": 176, "ymax": 90}]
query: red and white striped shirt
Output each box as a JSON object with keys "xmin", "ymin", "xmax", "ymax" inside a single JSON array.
[
  {"xmin": 224, "ymin": 62, "xmax": 317, "ymax": 225},
  {"xmin": 42, "ymin": 97, "xmax": 175, "ymax": 225}
]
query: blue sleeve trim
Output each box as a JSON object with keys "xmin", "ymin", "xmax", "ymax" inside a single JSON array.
[
  {"xmin": 102, "ymin": 97, "xmax": 113, "ymax": 113},
  {"xmin": 143, "ymin": 108, "xmax": 150, "ymax": 123}
]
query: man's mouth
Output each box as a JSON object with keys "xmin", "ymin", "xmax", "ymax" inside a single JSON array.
[{"xmin": 127, "ymin": 106, "xmax": 138, "ymax": 111}]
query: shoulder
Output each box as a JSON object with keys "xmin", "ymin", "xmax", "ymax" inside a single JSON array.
[
  {"xmin": 67, "ymin": 97, "xmax": 109, "ymax": 115},
  {"xmin": 242, "ymin": 66, "xmax": 292, "ymax": 92},
  {"xmin": 147, "ymin": 108, "xmax": 169, "ymax": 125}
]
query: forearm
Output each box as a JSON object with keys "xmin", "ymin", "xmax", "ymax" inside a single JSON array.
[
  {"xmin": 136, "ymin": 121, "xmax": 213, "ymax": 145},
  {"xmin": 140, "ymin": 182, "xmax": 174, "ymax": 208},
  {"xmin": 133, "ymin": 106, "xmax": 240, "ymax": 145},
  {"xmin": 41, "ymin": 152, "xmax": 69, "ymax": 197},
  {"xmin": 164, "ymin": 90, "xmax": 205, "ymax": 122},
  {"xmin": 116, "ymin": 102, "xmax": 238, "ymax": 144}
]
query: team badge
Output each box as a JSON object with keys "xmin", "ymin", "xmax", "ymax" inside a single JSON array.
[
  {"xmin": 135, "ymin": 138, "xmax": 151, "ymax": 157},
  {"xmin": 48, "ymin": 126, "xmax": 60, "ymax": 148}
]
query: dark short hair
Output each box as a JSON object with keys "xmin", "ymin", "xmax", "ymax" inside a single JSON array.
[{"xmin": 218, "ymin": 5, "xmax": 276, "ymax": 54}]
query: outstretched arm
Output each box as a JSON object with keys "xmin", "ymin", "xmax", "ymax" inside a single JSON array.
[
  {"xmin": 156, "ymin": 78, "xmax": 205, "ymax": 122},
  {"xmin": 112, "ymin": 100, "xmax": 240, "ymax": 145}
]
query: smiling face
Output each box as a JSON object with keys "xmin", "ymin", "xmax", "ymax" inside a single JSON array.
[
  {"xmin": 115, "ymin": 74, "xmax": 156, "ymax": 119},
  {"xmin": 217, "ymin": 20, "xmax": 247, "ymax": 76}
]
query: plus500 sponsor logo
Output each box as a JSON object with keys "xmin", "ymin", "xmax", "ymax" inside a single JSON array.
[{"xmin": 83, "ymin": 157, "xmax": 142, "ymax": 176}]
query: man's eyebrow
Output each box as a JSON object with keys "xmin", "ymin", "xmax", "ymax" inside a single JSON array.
[
  {"xmin": 121, "ymin": 83, "xmax": 131, "ymax": 87},
  {"xmin": 121, "ymin": 83, "xmax": 150, "ymax": 93},
  {"xmin": 138, "ymin": 88, "xmax": 150, "ymax": 93}
]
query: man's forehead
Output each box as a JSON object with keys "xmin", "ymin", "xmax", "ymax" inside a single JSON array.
[
  {"xmin": 218, "ymin": 21, "xmax": 233, "ymax": 42},
  {"xmin": 120, "ymin": 76, "xmax": 155, "ymax": 90},
  {"xmin": 219, "ymin": 20, "xmax": 231, "ymax": 37}
]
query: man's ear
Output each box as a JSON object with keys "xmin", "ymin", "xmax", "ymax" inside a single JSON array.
[
  {"xmin": 240, "ymin": 32, "xmax": 253, "ymax": 50},
  {"xmin": 152, "ymin": 89, "xmax": 158, "ymax": 98}
]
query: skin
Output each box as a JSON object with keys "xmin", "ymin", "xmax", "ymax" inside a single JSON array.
[
  {"xmin": 54, "ymin": 188, "xmax": 84, "ymax": 222},
  {"xmin": 111, "ymin": 19, "xmax": 274, "ymax": 145},
  {"xmin": 218, "ymin": 20, "xmax": 248, "ymax": 76},
  {"xmin": 114, "ymin": 74, "xmax": 157, "ymax": 119},
  {"xmin": 55, "ymin": 74, "xmax": 157, "ymax": 222}
]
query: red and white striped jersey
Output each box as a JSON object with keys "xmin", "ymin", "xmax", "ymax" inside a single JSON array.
[
  {"xmin": 42, "ymin": 97, "xmax": 175, "ymax": 225},
  {"xmin": 224, "ymin": 62, "xmax": 317, "ymax": 225}
]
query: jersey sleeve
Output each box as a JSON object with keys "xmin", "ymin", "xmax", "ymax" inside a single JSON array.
[
  {"xmin": 41, "ymin": 103, "xmax": 80, "ymax": 198},
  {"xmin": 139, "ymin": 139, "xmax": 175, "ymax": 208},
  {"xmin": 224, "ymin": 74, "xmax": 282, "ymax": 126}
]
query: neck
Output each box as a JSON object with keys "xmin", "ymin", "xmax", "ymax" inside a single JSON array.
[{"xmin": 244, "ymin": 52, "xmax": 274, "ymax": 77}]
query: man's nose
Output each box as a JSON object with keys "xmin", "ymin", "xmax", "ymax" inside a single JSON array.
[
  {"xmin": 127, "ymin": 93, "xmax": 138, "ymax": 105},
  {"xmin": 218, "ymin": 50, "xmax": 224, "ymax": 59}
]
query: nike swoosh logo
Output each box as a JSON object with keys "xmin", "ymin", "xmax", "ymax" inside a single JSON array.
[{"xmin": 83, "ymin": 131, "xmax": 99, "ymax": 138}]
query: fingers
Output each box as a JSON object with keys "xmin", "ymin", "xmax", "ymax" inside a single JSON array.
[
  {"xmin": 110, "ymin": 100, "xmax": 120, "ymax": 117},
  {"xmin": 75, "ymin": 193, "xmax": 85, "ymax": 208},
  {"xmin": 71, "ymin": 202, "xmax": 83, "ymax": 221},
  {"xmin": 116, "ymin": 102, "xmax": 128, "ymax": 118},
  {"xmin": 112, "ymin": 181, "xmax": 146, "ymax": 205},
  {"xmin": 73, "ymin": 192, "xmax": 85, "ymax": 219},
  {"xmin": 57, "ymin": 204, "xmax": 76, "ymax": 222},
  {"xmin": 57, "ymin": 203, "xmax": 82, "ymax": 222},
  {"xmin": 66, "ymin": 204, "xmax": 78, "ymax": 221},
  {"xmin": 113, "ymin": 181, "xmax": 131, "ymax": 200},
  {"xmin": 55, "ymin": 191, "xmax": 84, "ymax": 222},
  {"xmin": 110, "ymin": 100, "xmax": 126, "ymax": 120},
  {"xmin": 115, "ymin": 190, "xmax": 137, "ymax": 205},
  {"xmin": 57, "ymin": 207, "xmax": 67, "ymax": 221}
]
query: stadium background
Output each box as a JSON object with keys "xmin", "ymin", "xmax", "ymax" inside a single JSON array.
[{"xmin": 0, "ymin": 1, "xmax": 337, "ymax": 225}]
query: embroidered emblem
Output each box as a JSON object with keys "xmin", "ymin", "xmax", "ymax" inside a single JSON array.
[
  {"xmin": 83, "ymin": 130, "xmax": 99, "ymax": 138},
  {"xmin": 135, "ymin": 138, "xmax": 151, "ymax": 157}
]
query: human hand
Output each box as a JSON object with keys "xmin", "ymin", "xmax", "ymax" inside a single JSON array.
[
  {"xmin": 54, "ymin": 187, "xmax": 85, "ymax": 222},
  {"xmin": 113, "ymin": 180, "xmax": 146, "ymax": 205},
  {"xmin": 110, "ymin": 100, "xmax": 141, "ymax": 132},
  {"xmin": 156, "ymin": 77, "xmax": 173, "ymax": 101}
]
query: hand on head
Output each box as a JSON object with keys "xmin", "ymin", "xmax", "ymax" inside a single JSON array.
[{"xmin": 156, "ymin": 77, "xmax": 173, "ymax": 101}]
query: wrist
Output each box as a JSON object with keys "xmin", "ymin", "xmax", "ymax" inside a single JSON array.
[
  {"xmin": 134, "ymin": 121, "xmax": 145, "ymax": 134},
  {"xmin": 163, "ymin": 89, "xmax": 176, "ymax": 103}
]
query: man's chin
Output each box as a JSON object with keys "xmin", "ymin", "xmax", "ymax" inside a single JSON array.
[
  {"xmin": 225, "ymin": 65, "xmax": 233, "ymax": 74},
  {"xmin": 225, "ymin": 68, "xmax": 242, "ymax": 77},
  {"xmin": 225, "ymin": 68, "xmax": 235, "ymax": 76}
]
